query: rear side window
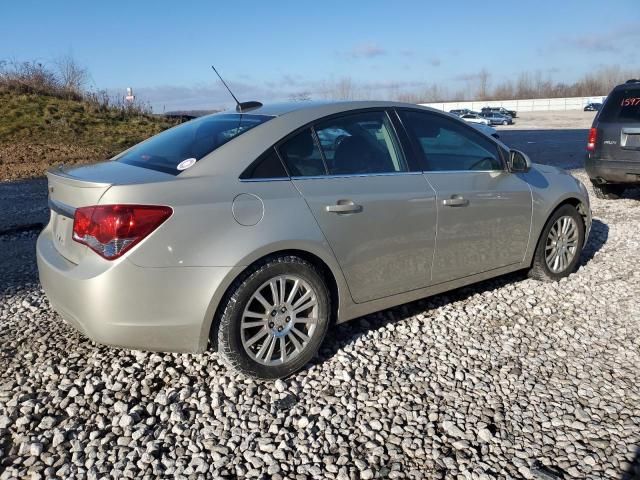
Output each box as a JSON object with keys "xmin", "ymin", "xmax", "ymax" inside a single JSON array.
[
  {"xmin": 400, "ymin": 110, "xmax": 503, "ymax": 171},
  {"xmin": 278, "ymin": 128, "xmax": 326, "ymax": 177},
  {"xmin": 118, "ymin": 114, "xmax": 273, "ymax": 175},
  {"xmin": 599, "ymin": 89, "xmax": 640, "ymax": 123},
  {"xmin": 315, "ymin": 111, "xmax": 407, "ymax": 175}
]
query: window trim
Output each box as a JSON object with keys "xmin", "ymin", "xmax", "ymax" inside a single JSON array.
[
  {"xmin": 289, "ymin": 171, "xmax": 425, "ymax": 180},
  {"xmin": 309, "ymin": 126, "xmax": 330, "ymax": 175},
  {"xmin": 394, "ymin": 107, "xmax": 508, "ymax": 173},
  {"xmin": 239, "ymin": 107, "xmax": 422, "ymax": 182}
]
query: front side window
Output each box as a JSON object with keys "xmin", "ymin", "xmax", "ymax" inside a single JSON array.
[
  {"xmin": 118, "ymin": 113, "xmax": 273, "ymax": 175},
  {"xmin": 315, "ymin": 111, "xmax": 407, "ymax": 175},
  {"xmin": 400, "ymin": 110, "xmax": 503, "ymax": 171}
]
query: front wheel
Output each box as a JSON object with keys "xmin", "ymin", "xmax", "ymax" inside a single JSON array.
[
  {"xmin": 215, "ymin": 255, "xmax": 330, "ymax": 379},
  {"xmin": 528, "ymin": 205, "xmax": 585, "ymax": 282},
  {"xmin": 502, "ymin": 120, "xmax": 508, "ymax": 125}
]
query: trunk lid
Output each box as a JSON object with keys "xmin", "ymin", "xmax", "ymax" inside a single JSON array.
[
  {"xmin": 46, "ymin": 161, "xmax": 173, "ymax": 264},
  {"xmin": 597, "ymin": 122, "xmax": 640, "ymax": 162}
]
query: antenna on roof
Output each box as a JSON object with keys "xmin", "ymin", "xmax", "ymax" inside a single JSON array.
[{"xmin": 211, "ymin": 65, "xmax": 262, "ymax": 113}]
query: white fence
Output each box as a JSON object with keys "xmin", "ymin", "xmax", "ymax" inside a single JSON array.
[{"xmin": 420, "ymin": 96, "xmax": 607, "ymax": 113}]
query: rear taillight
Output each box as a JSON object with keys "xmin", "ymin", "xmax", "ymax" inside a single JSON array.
[
  {"xmin": 587, "ymin": 127, "xmax": 597, "ymax": 152},
  {"xmin": 72, "ymin": 205, "xmax": 172, "ymax": 260}
]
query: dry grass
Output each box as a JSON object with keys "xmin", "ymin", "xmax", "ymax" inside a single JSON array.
[{"xmin": 0, "ymin": 91, "xmax": 177, "ymax": 181}]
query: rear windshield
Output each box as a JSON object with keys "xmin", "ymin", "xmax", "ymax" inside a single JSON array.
[
  {"xmin": 599, "ymin": 89, "xmax": 640, "ymax": 123},
  {"xmin": 117, "ymin": 113, "xmax": 273, "ymax": 174}
]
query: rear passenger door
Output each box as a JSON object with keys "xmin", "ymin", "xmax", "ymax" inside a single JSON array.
[
  {"xmin": 278, "ymin": 110, "xmax": 437, "ymax": 304},
  {"xmin": 398, "ymin": 109, "xmax": 532, "ymax": 284}
]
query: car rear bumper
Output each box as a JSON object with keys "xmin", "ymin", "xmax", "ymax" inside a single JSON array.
[
  {"xmin": 585, "ymin": 157, "xmax": 640, "ymax": 184},
  {"xmin": 37, "ymin": 227, "xmax": 237, "ymax": 353}
]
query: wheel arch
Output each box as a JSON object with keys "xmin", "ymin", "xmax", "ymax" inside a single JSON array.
[
  {"xmin": 528, "ymin": 196, "xmax": 590, "ymax": 267},
  {"xmin": 200, "ymin": 246, "xmax": 347, "ymax": 352}
]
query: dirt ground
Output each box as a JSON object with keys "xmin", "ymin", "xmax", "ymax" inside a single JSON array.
[{"xmin": 496, "ymin": 110, "xmax": 598, "ymax": 130}]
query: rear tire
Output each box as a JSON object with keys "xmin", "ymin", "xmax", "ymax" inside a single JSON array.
[
  {"xmin": 528, "ymin": 204, "xmax": 585, "ymax": 282},
  {"xmin": 591, "ymin": 181, "xmax": 625, "ymax": 200},
  {"xmin": 215, "ymin": 255, "xmax": 330, "ymax": 379}
]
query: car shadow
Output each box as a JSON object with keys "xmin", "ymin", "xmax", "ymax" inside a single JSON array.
[
  {"xmin": 623, "ymin": 446, "xmax": 640, "ymax": 479},
  {"xmin": 620, "ymin": 185, "xmax": 640, "ymax": 201},
  {"xmin": 578, "ymin": 218, "xmax": 608, "ymax": 267},
  {"xmin": 315, "ymin": 218, "xmax": 609, "ymax": 366}
]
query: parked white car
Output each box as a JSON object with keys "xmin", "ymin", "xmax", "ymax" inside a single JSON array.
[{"xmin": 460, "ymin": 113, "xmax": 490, "ymax": 125}]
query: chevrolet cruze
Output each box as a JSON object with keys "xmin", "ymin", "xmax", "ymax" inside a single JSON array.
[{"xmin": 37, "ymin": 101, "xmax": 591, "ymax": 379}]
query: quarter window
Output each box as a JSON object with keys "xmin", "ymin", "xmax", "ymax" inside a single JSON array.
[
  {"xmin": 400, "ymin": 111, "xmax": 503, "ymax": 171},
  {"xmin": 240, "ymin": 149, "xmax": 287, "ymax": 179},
  {"xmin": 315, "ymin": 111, "xmax": 407, "ymax": 175}
]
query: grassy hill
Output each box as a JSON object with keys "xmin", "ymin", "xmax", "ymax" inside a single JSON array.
[{"xmin": 0, "ymin": 91, "xmax": 177, "ymax": 181}]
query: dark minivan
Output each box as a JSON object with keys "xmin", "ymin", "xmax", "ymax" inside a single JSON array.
[{"xmin": 586, "ymin": 79, "xmax": 640, "ymax": 198}]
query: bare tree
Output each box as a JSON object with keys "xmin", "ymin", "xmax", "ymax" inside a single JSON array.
[
  {"xmin": 288, "ymin": 91, "xmax": 312, "ymax": 102},
  {"xmin": 477, "ymin": 68, "xmax": 490, "ymax": 100},
  {"xmin": 335, "ymin": 77, "xmax": 355, "ymax": 100},
  {"xmin": 56, "ymin": 54, "xmax": 89, "ymax": 97}
]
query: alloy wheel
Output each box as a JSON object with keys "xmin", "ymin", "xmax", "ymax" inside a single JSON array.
[
  {"xmin": 545, "ymin": 216, "xmax": 579, "ymax": 273},
  {"xmin": 240, "ymin": 275, "xmax": 319, "ymax": 366}
]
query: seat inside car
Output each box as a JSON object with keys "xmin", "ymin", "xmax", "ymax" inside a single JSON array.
[
  {"xmin": 331, "ymin": 134, "xmax": 393, "ymax": 174},
  {"xmin": 281, "ymin": 131, "xmax": 325, "ymax": 177}
]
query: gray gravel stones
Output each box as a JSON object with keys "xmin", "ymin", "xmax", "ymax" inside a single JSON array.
[{"xmin": 1, "ymin": 170, "xmax": 640, "ymax": 479}]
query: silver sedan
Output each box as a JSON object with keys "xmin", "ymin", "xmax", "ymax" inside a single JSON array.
[{"xmin": 37, "ymin": 101, "xmax": 591, "ymax": 379}]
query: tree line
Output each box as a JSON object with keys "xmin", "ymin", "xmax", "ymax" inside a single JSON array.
[{"xmin": 292, "ymin": 65, "xmax": 639, "ymax": 103}]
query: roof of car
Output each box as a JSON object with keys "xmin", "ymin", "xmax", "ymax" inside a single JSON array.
[
  {"xmin": 219, "ymin": 100, "xmax": 433, "ymax": 118},
  {"xmin": 181, "ymin": 100, "xmax": 444, "ymax": 178}
]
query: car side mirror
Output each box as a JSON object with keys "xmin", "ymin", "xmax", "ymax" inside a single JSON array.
[{"xmin": 508, "ymin": 149, "xmax": 531, "ymax": 173}]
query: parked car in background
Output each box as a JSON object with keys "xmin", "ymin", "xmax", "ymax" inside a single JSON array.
[
  {"xmin": 38, "ymin": 101, "xmax": 590, "ymax": 379},
  {"xmin": 449, "ymin": 108, "xmax": 474, "ymax": 116},
  {"xmin": 481, "ymin": 106, "xmax": 517, "ymax": 118},
  {"xmin": 481, "ymin": 111, "xmax": 514, "ymax": 125},
  {"xmin": 584, "ymin": 103, "xmax": 602, "ymax": 112},
  {"xmin": 585, "ymin": 79, "xmax": 640, "ymax": 199},
  {"xmin": 470, "ymin": 122, "xmax": 499, "ymax": 139},
  {"xmin": 460, "ymin": 113, "xmax": 490, "ymax": 125}
]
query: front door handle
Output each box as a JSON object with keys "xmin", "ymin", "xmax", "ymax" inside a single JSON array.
[
  {"xmin": 326, "ymin": 200, "xmax": 363, "ymax": 214},
  {"xmin": 442, "ymin": 195, "xmax": 469, "ymax": 207}
]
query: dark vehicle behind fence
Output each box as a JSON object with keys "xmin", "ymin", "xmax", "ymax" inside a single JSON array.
[
  {"xmin": 584, "ymin": 103, "xmax": 602, "ymax": 112},
  {"xmin": 481, "ymin": 106, "xmax": 517, "ymax": 118},
  {"xmin": 585, "ymin": 79, "xmax": 640, "ymax": 199}
]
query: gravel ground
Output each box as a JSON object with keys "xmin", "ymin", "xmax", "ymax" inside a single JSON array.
[{"xmin": 1, "ymin": 170, "xmax": 639, "ymax": 480}]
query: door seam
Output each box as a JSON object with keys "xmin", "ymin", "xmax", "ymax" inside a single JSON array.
[
  {"xmin": 522, "ymin": 182, "xmax": 534, "ymax": 263},
  {"xmin": 289, "ymin": 179, "xmax": 358, "ymax": 303}
]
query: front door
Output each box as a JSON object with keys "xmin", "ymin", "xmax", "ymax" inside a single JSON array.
[
  {"xmin": 424, "ymin": 171, "xmax": 532, "ymax": 283},
  {"xmin": 398, "ymin": 109, "xmax": 532, "ymax": 283}
]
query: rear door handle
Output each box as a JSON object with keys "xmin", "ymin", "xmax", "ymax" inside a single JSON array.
[
  {"xmin": 325, "ymin": 200, "xmax": 363, "ymax": 214},
  {"xmin": 442, "ymin": 195, "xmax": 469, "ymax": 207}
]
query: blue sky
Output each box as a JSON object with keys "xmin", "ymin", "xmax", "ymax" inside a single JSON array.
[{"xmin": 2, "ymin": 0, "xmax": 638, "ymax": 111}]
